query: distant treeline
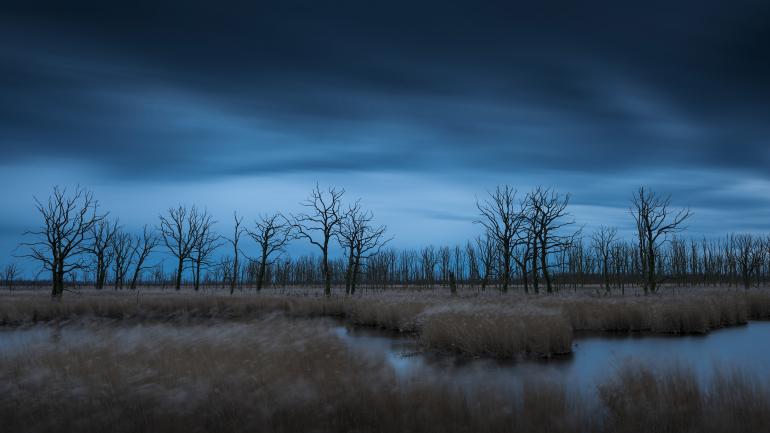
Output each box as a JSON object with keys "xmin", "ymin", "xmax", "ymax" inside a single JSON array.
[{"xmin": 5, "ymin": 184, "xmax": 769, "ymax": 297}]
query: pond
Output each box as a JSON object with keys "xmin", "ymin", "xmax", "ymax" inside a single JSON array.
[
  {"xmin": 333, "ymin": 322, "xmax": 770, "ymax": 395},
  {"xmin": 1, "ymin": 319, "xmax": 768, "ymax": 399}
]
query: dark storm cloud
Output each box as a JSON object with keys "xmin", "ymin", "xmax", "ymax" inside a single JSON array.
[
  {"xmin": 2, "ymin": 0, "xmax": 770, "ymax": 252},
  {"xmin": 2, "ymin": 0, "xmax": 769, "ymax": 182}
]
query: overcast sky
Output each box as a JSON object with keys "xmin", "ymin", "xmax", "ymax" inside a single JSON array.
[{"xmin": 2, "ymin": 1, "xmax": 770, "ymax": 273}]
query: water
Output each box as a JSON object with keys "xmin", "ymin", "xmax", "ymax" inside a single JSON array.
[
  {"xmin": 2, "ymin": 320, "xmax": 769, "ymax": 398},
  {"xmin": 333, "ymin": 322, "xmax": 770, "ymax": 395}
]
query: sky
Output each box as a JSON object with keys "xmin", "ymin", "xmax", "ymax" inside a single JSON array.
[{"xmin": 2, "ymin": 1, "xmax": 770, "ymax": 274}]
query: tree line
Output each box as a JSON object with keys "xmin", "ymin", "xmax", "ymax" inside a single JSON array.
[{"xmin": 8, "ymin": 182, "xmax": 768, "ymax": 298}]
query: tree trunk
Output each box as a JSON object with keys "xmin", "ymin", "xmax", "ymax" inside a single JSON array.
[
  {"xmin": 647, "ymin": 239, "xmax": 656, "ymax": 294},
  {"xmin": 231, "ymin": 252, "xmax": 239, "ymax": 293},
  {"xmin": 351, "ymin": 256, "xmax": 361, "ymax": 295},
  {"xmin": 540, "ymin": 244, "xmax": 552, "ymax": 293},
  {"xmin": 532, "ymin": 238, "xmax": 539, "ymax": 294},
  {"xmin": 345, "ymin": 246, "xmax": 354, "ymax": 295},
  {"xmin": 130, "ymin": 269, "xmax": 140, "ymax": 290},
  {"xmin": 257, "ymin": 252, "xmax": 267, "ymax": 291},
  {"xmin": 501, "ymin": 243, "xmax": 510, "ymax": 293},
  {"xmin": 50, "ymin": 265, "xmax": 60, "ymax": 299},
  {"xmin": 195, "ymin": 259, "xmax": 201, "ymax": 291},
  {"xmin": 52, "ymin": 258, "xmax": 65, "ymax": 299},
  {"xmin": 322, "ymin": 239, "xmax": 331, "ymax": 296},
  {"xmin": 95, "ymin": 252, "xmax": 108, "ymax": 290},
  {"xmin": 175, "ymin": 258, "xmax": 183, "ymax": 291}
]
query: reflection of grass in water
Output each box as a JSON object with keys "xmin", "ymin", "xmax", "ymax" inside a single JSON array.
[
  {"xmin": 0, "ymin": 316, "xmax": 767, "ymax": 433},
  {"xmin": 1, "ymin": 289, "xmax": 770, "ymax": 359}
]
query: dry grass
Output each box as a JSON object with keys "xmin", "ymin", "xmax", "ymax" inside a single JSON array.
[
  {"xmin": 418, "ymin": 304, "xmax": 572, "ymax": 357},
  {"xmin": 1, "ymin": 288, "xmax": 769, "ymax": 359},
  {"xmin": 0, "ymin": 316, "xmax": 767, "ymax": 433},
  {"xmin": 599, "ymin": 363, "xmax": 770, "ymax": 433},
  {"xmin": 550, "ymin": 293, "xmax": 752, "ymax": 334}
]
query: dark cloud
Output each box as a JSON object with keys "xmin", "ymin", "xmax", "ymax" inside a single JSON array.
[{"xmin": 1, "ymin": 0, "xmax": 770, "ymax": 265}]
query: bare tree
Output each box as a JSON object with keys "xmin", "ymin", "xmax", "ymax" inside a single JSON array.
[
  {"xmin": 247, "ymin": 213, "xmax": 291, "ymax": 291},
  {"xmin": 216, "ymin": 256, "xmax": 234, "ymax": 289},
  {"xmin": 129, "ymin": 225, "xmax": 158, "ymax": 290},
  {"xmin": 475, "ymin": 186, "xmax": 526, "ymax": 292},
  {"xmin": 190, "ymin": 210, "xmax": 220, "ymax": 291},
  {"xmin": 3, "ymin": 264, "xmax": 20, "ymax": 291},
  {"xmin": 734, "ymin": 234, "xmax": 765, "ymax": 289},
  {"xmin": 630, "ymin": 186, "xmax": 692, "ymax": 294},
  {"xmin": 336, "ymin": 202, "xmax": 363, "ymax": 294},
  {"xmin": 528, "ymin": 187, "xmax": 580, "ymax": 293},
  {"xmin": 111, "ymin": 230, "xmax": 136, "ymax": 290},
  {"xmin": 591, "ymin": 226, "xmax": 618, "ymax": 294},
  {"xmin": 475, "ymin": 234, "xmax": 496, "ymax": 291},
  {"xmin": 465, "ymin": 241, "xmax": 479, "ymax": 288},
  {"xmin": 224, "ymin": 212, "xmax": 246, "ymax": 294},
  {"xmin": 159, "ymin": 205, "xmax": 201, "ymax": 290},
  {"xmin": 291, "ymin": 185, "xmax": 345, "ymax": 296},
  {"xmin": 335, "ymin": 204, "xmax": 389, "ymax": 295},
  {"xmin": 420, "ymin": 245, "xmax": 438, "ymax": 288},
  {"xmin": 18, "ymin": 186, "xmax": 104, "ymax": 299},
  {"xmin": 83, "ymin": 218, "xmax": 119, "ymax": 289},
  {"xmin": 335, "ymin": 202, "xmax": 390, "ymax": 294}
]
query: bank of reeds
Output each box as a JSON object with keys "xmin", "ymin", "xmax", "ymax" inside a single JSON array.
[
  {"xmin": 0, "ymin": 316, "xmax": 767, "ymax": 433},
  {"xmin": 418, "ymin": 304, "xmax": 573, "ymax": 357},
  {"xmin": 547, "ymin": 291, "xmax": 770, "ymax": 334},
  {"xmin": 1, "ymin": 288, "xmax": 770, "ymax": 358}
]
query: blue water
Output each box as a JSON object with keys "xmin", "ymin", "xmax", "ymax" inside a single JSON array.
[
  {"xmin": 2, "ymin": 320, "xmax": 768, "ymax": 398},
  {"xmin": 334, "ymin": 322, "xmax": 770, "ymax": 395}
]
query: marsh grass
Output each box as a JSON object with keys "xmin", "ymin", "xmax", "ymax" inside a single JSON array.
[
  {"xmin": 418, "ymin": 304, "xmax": 573, "ymax": 357},
  {"xmin": 1, "ymin": 288, "xmax": 769, "ymax": 358},
  {"xmin": 552, "ymin": 294, "xmax": 752, "ymax": 334},
  {"xmin": 0, "ymin": 317, "xmax": 767, "ymax": 433}
]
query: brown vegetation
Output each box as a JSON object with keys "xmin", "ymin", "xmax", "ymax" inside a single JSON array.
[
  {"xmin": 1, "ymin": 289, "xmax": 770, "ymax": 359},
  {"xmin": 0, "ymin": 316, "xmax": 767, "ymax": 433}
]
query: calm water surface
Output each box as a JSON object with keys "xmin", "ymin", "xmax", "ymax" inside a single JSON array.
[
  {"xmin": 333, "ymin": 322, "xmax": 770, "ymax": 393},
  {"xmin": 2, "ymin": 320, "xmax": 768, "ymax": 396}
]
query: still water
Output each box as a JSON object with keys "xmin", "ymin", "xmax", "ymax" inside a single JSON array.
[
  {"xmin": 1, "ymin": 320, "xmax": 768, "ymax": 396},
  {"xmin": 334, "ymin": 322, "xmax": 770, "ymax": 393}
]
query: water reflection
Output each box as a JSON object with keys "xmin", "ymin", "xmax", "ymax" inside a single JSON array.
[
  {"xmin": 333, "ymin": 322, "xmax": 770, "ymax": 396},
  {"xmin": 2, "ymin": 320, "xmax": 768, "ymax": 399}
]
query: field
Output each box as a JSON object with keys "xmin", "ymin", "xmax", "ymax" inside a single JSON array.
[{"xmin": 1, "ymin": 288, "xmax": 770, "ymax": 432}]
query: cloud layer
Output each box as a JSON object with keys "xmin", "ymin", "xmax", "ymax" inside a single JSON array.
[{"xmin": 2, "ymin": 1, "xmax": 770, "ymax": 270}]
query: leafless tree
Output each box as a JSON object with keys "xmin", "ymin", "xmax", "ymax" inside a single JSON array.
[
  {"xmin": 159, "ymin": 205, "xmax": 201, "ymax": 290},
  {"xmin": 630, "ymin": 186, "xmax": 692, "ymax": 294},
  {"xmin": 129, "ymin": 225, "xmax": 158, "ymax": 290},
  {"xmin": 18, "ymin": 186, "xmax": 105, "ymax": 299},
  {"xmin": 3, "ymin": 263, "xmax": 20, "ymax": 291},
  {"xmin": 475, "ymin": 186, "xmax": 526, "ymax": 292},
  {"xmin": 190, "ymin": 210, "xmax": 220, "ymax": 291},
  {"xmin": 291, "ymin": 185, "xmax": 345, "ymax": 296},
  {"xmin": 591, "ymin": 226, "xmax": 618, "ymax": 294},
  {"xmin": 734, "ymin": 234, "xmax": 765, "ymax": 289},
  {"xmin": 528, "ymin": 187, "xmax": 581, "ymax": 293},
  {"xmin": 226, "ymin": 212, "xmax": 245, "ymax": 294},
  {"xmin": 465, "ymin": 241, "xmax": 479, "ymax": 288},
  {"xmin": 83, "ymin": 218, "xmax": 119, "ymax": 290},
  {"xmin": 216, "ymin": 256, "xmax": 234, "ymax": 289},
  {"xmin": 247, "ymin": 213, "xmax": 291, "ymax": 291},
  {"xmin": 475, "ymin": 234, "xmax": 496, "ymax": 291},
  {"xmin": 336, "ymin": 202, "xmax": 363, "ymax": 294},
  {"xmin": 336, "ymin": 202, "xmax": 390, "ymax": 295},
  {"xmin": 420, "ymin": 245, "xmax": 438, "ymax": 288},
  {"xmin": 111, "ymin": 230, "xmax": 136, "ymax": 290}
]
